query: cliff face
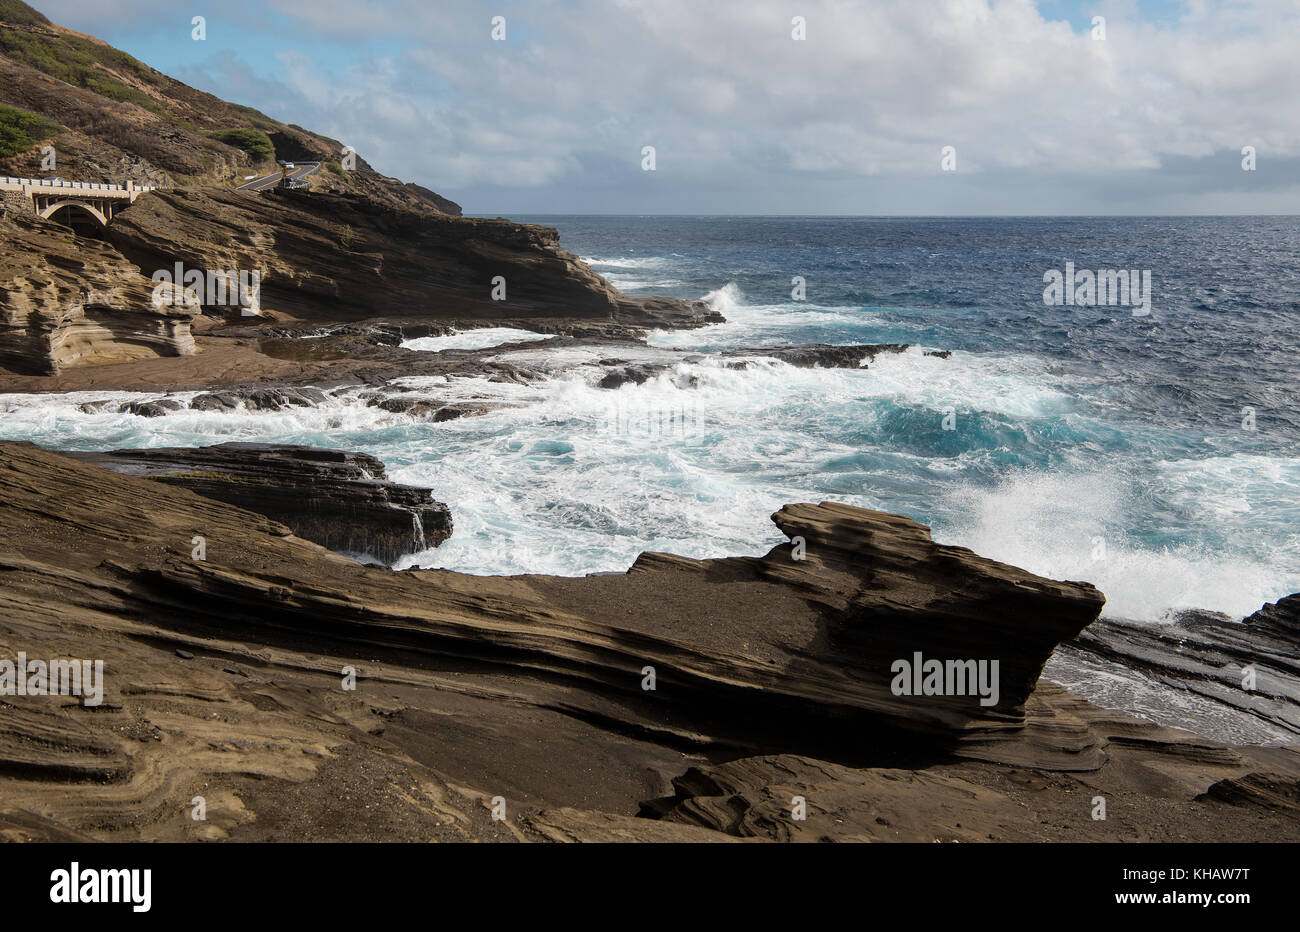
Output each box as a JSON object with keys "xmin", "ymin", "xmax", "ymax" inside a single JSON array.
[
  {"xmin": 0, "ymin": 185, "xmax": 713, "ymax": 377},
  {"xmin": 0, "ymin": 214, "xmax": 197, "ymax": 374},
  {"xmin": 104, "ymin": 186, "xmax": 710, "ymax": 326}
]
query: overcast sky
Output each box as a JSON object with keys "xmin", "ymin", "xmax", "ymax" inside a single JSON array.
[{"xmin": 32, "ymin": 0, "xmax": 1300, "ymax": 215}]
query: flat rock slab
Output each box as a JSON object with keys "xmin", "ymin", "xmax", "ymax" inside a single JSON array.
[
  {"xmin": 1070, "ymin": 595, "xmax": 1300, "ymax": 739},
  {"xmin": 65, "ymin": 442, "xmax": 451, "ymax": 564}
]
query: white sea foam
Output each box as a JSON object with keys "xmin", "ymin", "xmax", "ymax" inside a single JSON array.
[
  {"xmin": 401, "ymin": 328, "xmax": 550, "ymax": 353},
  {"xmin": 937, "ymin": 468, "xmax": 1300, "ymax": 622},
  {"xmin": 1, "ymin": 304, "xmax": 1294, "ymax": 626},
  {"xmin": 599, "ymin": 277, "xmax": 685, "ymax": 290},
  {"xmin": 580, "ymin": 256, "xmax": 668, "ymax": 270},
  {"xmin": 648, "ymin": 282, "xmax": 887, "ymax": 349}
]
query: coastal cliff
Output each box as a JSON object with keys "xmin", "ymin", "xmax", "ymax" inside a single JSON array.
[
  {"xmin": 0, "ymin": 214, "xmax": 197, "ymax": 374},
  {"xmin": 0, "ymin": 0, "xmax": 713, "ymax": 379},
  {"xmin": 104, "ymin": 186, "xmax": 714, "ymax": 327}
]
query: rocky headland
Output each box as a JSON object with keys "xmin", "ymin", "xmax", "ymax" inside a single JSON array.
[{"xmin": 1, "ymin": 0, "xmax": 1297, "ymax": 845}]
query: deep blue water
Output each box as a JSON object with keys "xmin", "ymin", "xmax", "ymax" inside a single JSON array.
[{"xmin": 524, "ymin": 215, "xmax": 1300, "ymax": 445}]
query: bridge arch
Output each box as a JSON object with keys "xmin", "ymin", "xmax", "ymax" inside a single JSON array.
[{"xmin": 39, "ymin": 199, "xmax": 109, "ymax": 226}]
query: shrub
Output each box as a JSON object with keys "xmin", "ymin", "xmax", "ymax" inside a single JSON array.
[
  {"xmin": 325, "ymin": 161, "xmax": 343, "ymax": 175},
  {"xmin": 0, "ymin": 1, "xmax": 50, "ymax": 26},
  {"xmin": 0, "ymin": 28, "xmax": 163, "ymax": 91},
  {"xmin": 208, "ymin": 128, "xmax": 274, "ymax": 161},
  {"xmin": 231, "ymin": 104, "xmax": 277, "ymax": 132},
  {"xmin": 0, "ymin": 103, "xmax": 61, "ymax": 158}
]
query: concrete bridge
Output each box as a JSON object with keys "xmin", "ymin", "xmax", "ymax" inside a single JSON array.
[{"xmin": 0, "ymin": 176, "xmax": 160, "ymax": 234}]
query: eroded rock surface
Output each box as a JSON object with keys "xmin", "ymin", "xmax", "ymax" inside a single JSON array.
[
  {"xmin": 64, "ymin": 442, "xmax": 451, "ymax": 563},
  {"xmin": 105, "ymin": 187, "xmax": 719, "ymax": 329},
  {"xmin": 1, "ymin": 441, "xmax": 1296, "ymax": 842},
  {"xmin": 0, "ymin": 215, "xmax": 198, "ymax": 374},
  {"xmin": 1069, "ymin": 595, "xmax": 1300, "ymax": 739}
]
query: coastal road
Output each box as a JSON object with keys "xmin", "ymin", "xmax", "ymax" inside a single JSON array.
[{"xmin": 236, "ymin": 161, "xmax": 321, "ymax": 191}]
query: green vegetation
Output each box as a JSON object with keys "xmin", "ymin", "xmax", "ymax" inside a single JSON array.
[
  {"xmin": 0, "ymin": 27, "xmax": 163, "ymax": 110},
  {"xmin": 207, "ymin": 128, "xmax": 274, "ymax": 161},
  {"xmin": 338, "ymin": 224, "xmax": 355, "ymax": 250},
  {"xmin": 325, "ymin": 161, "xmax": 343, "ymax": 175},
  {"xmin": 0, "ymin": 0, "xmax": 50, "ymax": 26},
  {"xmin": 0, "ymin": 102, "xmax": 61, "ymax": 158},
  {"xmin": 231, "ymin": 104, "xmax": 277, "ymax": 132}
]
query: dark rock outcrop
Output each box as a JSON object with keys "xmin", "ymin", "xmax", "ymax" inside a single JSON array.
[
  {"xmin": 1243, "ymin": 593, "xmax": 1300, "ymax": 643},
  {"xmin": 592, "ymin": 342, "xmax": 919, "ymax": 389},
  {"xmin": 186, "ymin": 387, "xmax": 328, "ymax": 412},
  {"xmin": 743, "ymin": 502, "xmax": 1106, "ymax": 751},
  {"xmin": 721, "ymin": 343, "xmax": 910, "ymax": 368},
  {"xmin": 123, "ymin": 399, "xmax": 184, "ymax": 417},
  {"xmin": 105, "ymin": 187, "xmax": 719, "ymax": 330},
  {"xmin": 1069, "ymin": 595, "xmax": 1300, "ymax": 739},
  {"xmin": 597, "ymin": 364, "xmax": 654, "ymax": 389},
  {"xmin": 368, "ymin": 397, "xmax": 504, "ymax": 421},
  {"xmin": 64, "ymin": 442, "xmax": 451, "ymax": 563}
]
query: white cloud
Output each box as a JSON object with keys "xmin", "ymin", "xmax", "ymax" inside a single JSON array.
[{"xmin": 31, "ymin": 0, "xmax": 1300, "ymax": 211}]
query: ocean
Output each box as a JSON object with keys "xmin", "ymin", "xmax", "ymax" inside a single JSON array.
[{"xmin": 3, "ymin": 216, "xmax": 1298, "ymax": 633}]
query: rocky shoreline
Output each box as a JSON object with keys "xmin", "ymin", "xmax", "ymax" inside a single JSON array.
[
  {"xmin": 2, "ymin": 0, "xmax": 1296, "ymax": 843},
  {"xmin": 1067, "ymin": 599, "xmax": 1300, "ymax": 741},
  {"xmin": 0, "ymin": 439, "xmax": 1297, "ymax": 842},
  {"xmin": 5, "ymin": 196, "xmax": 1298, "ymax": 845},
  {"xmin": 3, "ymin": 207, "xmax": 1298, "ymax": 841}
]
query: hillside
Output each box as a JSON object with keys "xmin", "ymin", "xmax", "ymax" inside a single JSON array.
[
  {"xmin": 0, "ymin": 1, "xmax": 715, "ymax": 379},
  {"xmin": 0, "ymin": 0, "xmax": 458, "ymax": 214}
]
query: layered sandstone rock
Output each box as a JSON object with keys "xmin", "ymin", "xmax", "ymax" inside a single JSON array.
[
  {"xmin": 1069, "ymin": 594, "xmax": 1300, "ymax": 739},
  {"xmin": 3, "ymin": 441, "xmax": 1296, "ymax": 843},
  {"xmin": 66, "ymin": 442, "xmax": 452, "ymax": 564},
  {"xmin": 0, "ymin": 215, "xmax": 198, "ymax": 374},
  {"xmin": 105, "ymin": 186, "xmax": 718, "ymax": 329}
]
